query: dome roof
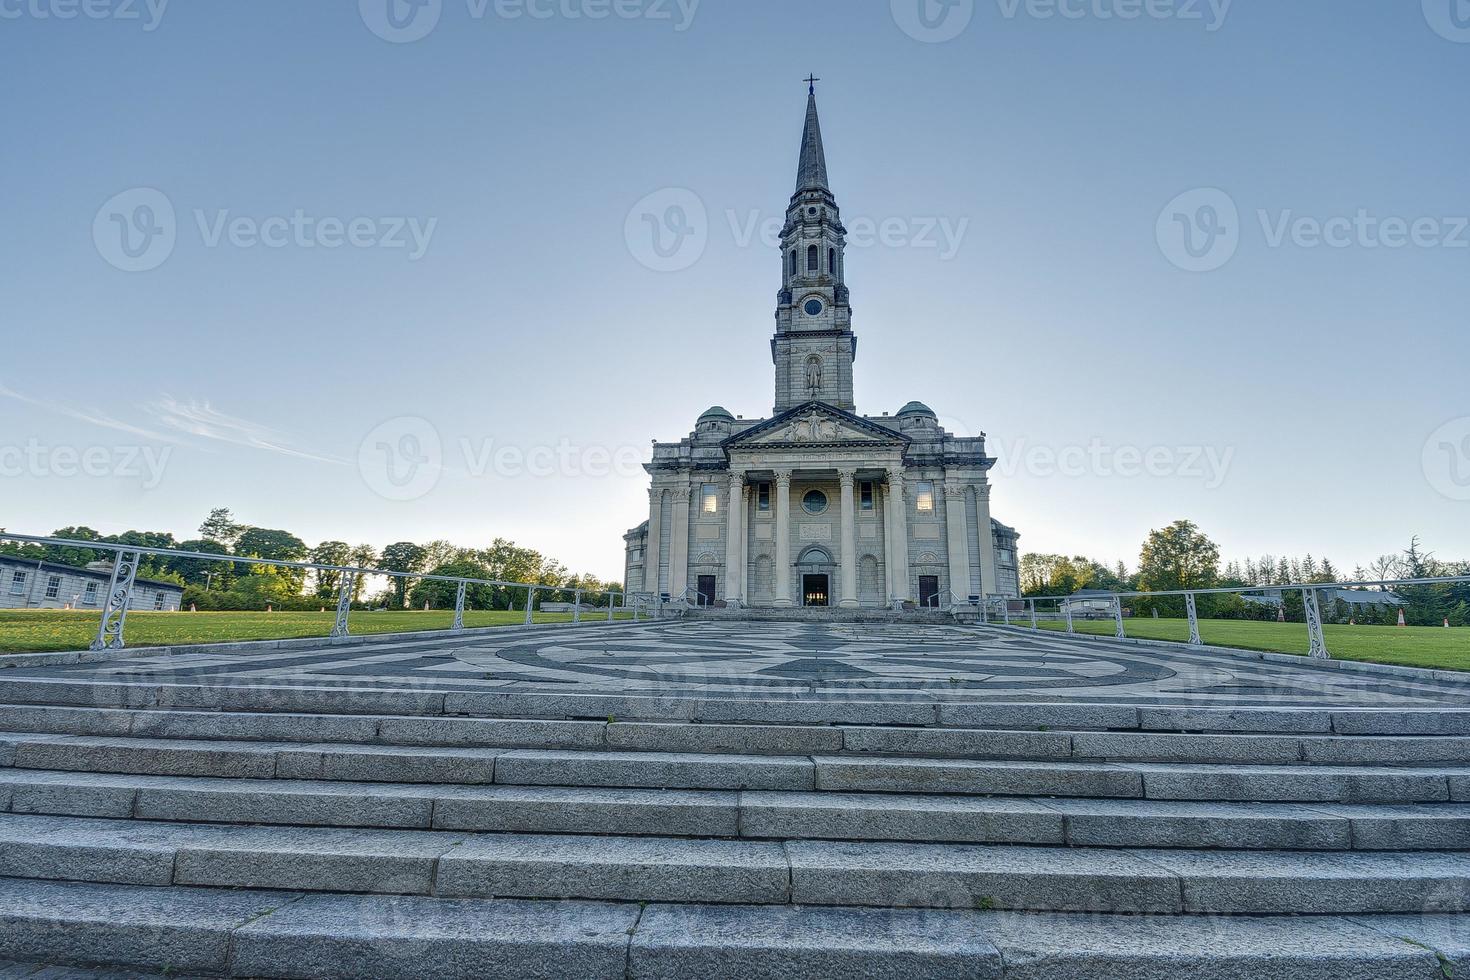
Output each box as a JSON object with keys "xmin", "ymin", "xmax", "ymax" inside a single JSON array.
[
  {"xmin": 896, "ymin": 401, "xmax": 936, "ymax": 418},
  {"xmin": 698, "ymin": 406, "xmax": 735, "ymax": 422}
]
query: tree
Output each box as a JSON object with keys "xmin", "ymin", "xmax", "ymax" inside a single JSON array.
[
  {"xmin": 1138, "ymin": 520, "xmax": 1221, "ymax": 593},
  {"xmin": 421, "ymin": 540, "xmax": 468, "ymax": 571},
  {"xmin": 199, "ymin": 508, "xmax": 245, "ymax": 548},
  {"xmin": 164, "ymin": 539, "xmax": 234, "ymax": 589},
  {"xmin": 310, "ymin": 541, "xmax": 352, "ymax": 598},
  {"xmin": 408, "ymin": 559, "xmax": 496, "ymax": 611},
  {"xmin": 379, "ymin": 542, "xmax": 428, "ymax": 608},
  {"xmin": 233, "ymin": 528, "xmax": 309, "ymax": 593},
  {"xmin": 349, "ymin": 544, "xmax": 379, "ymax": 603},
  {"xmin": 44, "ymin": 526, "xmax": 107, "ymax": 567}
]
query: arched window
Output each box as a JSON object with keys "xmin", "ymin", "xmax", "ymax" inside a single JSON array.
[
  {"xmin": 807, "ymin": 244, "xmax": 819, "ymax": 272},
  {"xmin": 829, "ymin": 248, "xmax": 837, "ymax": 277},
  {"xmin": 788, "ymin": 250, "xmax": 797, "ymax": 277}
]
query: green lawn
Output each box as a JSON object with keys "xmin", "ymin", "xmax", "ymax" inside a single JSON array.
[
  {"xmin": 0, "ymin": 609, "xmax": 634, "ymax": 654},
  {"xmin": 1035, "ymin": 617, "xmax": 1470, "ymax": 672}
]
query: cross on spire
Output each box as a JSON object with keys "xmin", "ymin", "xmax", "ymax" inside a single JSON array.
[{"xmin": 804, "ymin": 74, "xmax": 820, "ymax": 94}]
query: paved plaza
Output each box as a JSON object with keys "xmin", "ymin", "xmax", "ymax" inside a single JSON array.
[{"xmin": 9, "ymin": 622, "xmax": 1470, "ymax": 707}]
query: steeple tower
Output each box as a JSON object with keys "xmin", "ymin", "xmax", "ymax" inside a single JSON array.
[{"xmin": 773, "ymin": 79, "xmax": 856, "ymax": 414}]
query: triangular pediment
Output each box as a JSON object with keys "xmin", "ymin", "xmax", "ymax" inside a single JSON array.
[{"xmin": 725, "ymin": 402, "xmax": 906, "ymax": 450}]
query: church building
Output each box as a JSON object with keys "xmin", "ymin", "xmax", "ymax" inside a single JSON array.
[{"xmin": 624, "ymin": 87, "xmax": 1021, "ymax": 610}]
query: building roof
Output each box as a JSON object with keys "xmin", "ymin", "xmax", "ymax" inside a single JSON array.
[
  {"xmin": 698, "ymin": 406, "xmax": 735, "ymax": 422},
  {"xmin": 896, "ymin": 401, "xmax": 937, "ymax": 418},
  {"xmin": 0, "ymin": 554, "xmax": 185, "ymax": 591},
  {"xmin": 795, "ymin": 88, "xmax": 830, "ymax": 194}
]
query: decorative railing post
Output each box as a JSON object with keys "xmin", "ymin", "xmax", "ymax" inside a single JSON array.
[
  {"xmin": 1001, "ymin": 597, "xmax": 1010, "ymax": 626},
  {"xmin": 979, "ymin": 595, "xmax": 988, "ymax": 624},
  {"xmin": 524, "ymin": 586, "xmax": 536, "ymax": 627},
  {"xmin": 1029, "ymin": 598, "xmax": 1038, "ymax": 631},
  {"xmin": 1304, "ymin": 587, "xmax": 1330, "ymax": 660},
  {"xmin": 608, "ymin": 593, "xmax": 616, "ymax": 623},
  {"xmin": 1113, "ymin": 596, "xmax": 1126, "ymax": 640},
  {"xmin": 1185, "ymin": 592, "xmax": 1202, "ymax": 645},
  {"xmin": 90, "ymin": 548, "xmax": 141, "ymax": 651},
  {"xmin": 573, "ymin": 590, "xmax": 582, "ymax": 625},
  {"xmin": 1064, "ymin": 599, "xmax": 1075, "ymax": 634},
  {"xmin": 330, "ymin": 570, "xmax": 353, "ymax": 639},
  {"xmin": 452, "ymin": 581, "xmax": 467, "ymax": 631}
]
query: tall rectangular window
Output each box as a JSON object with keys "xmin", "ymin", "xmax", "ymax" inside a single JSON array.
[
  {"xmin": 915, "ymin": 481, "xmax": 936, "ymax": 513},
  {"xmin": 154, "ymin": 592, "xmax": 166, "ymax": 610},
  {"xmin": 757, "ymin": 483, "xmax": 771, "ymax": 511},
  {"xmin": 701, "ymin": 484, "xmax": 719, "ymax": 515},
  {"xmin": 860, "ymin": 482, "xmax": 874, "ymax": 510},
  {"xmin": 83, "ymin": 582, "xmax": 99, "ymax": 605},
  {"xmin": 44, "ymin": 575, "xmax": 61, "ymax": 599},
  {"xmin": 8, "ymin": 571, "xmax": 25, "ymax": 595}
]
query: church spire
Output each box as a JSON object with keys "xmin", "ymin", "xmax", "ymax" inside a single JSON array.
[
  {"xmin": 773, "ymin": 81, "xmax": 855, "ymax": 414},
  {"xmin": 795, "ymin": 80, "xmax": 830, "ymax": 194}
]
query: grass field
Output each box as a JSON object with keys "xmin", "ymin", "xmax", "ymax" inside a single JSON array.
[
  {"xmin": 0, "ymin": 609, "xmax": 633, "ymax": 654},
  {"xmin": 1036, "ymin": 617, "xmax": 1470, "ymax": 672}
]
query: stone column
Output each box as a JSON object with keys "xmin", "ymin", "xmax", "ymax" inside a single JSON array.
[
  {"xmin": 944, "ymin": 479, "xmax": 972, "ymax": 604},
  {"xmin": 772, "ymin": 469, "xmax": 794, "ymax": 607},
  {"xmin": 668, "ymin": 480, "xmax": 691, "ymax": 601},
  {"xmin": 646, "ymin": 487, "xmax": 663, "ymax": 596},
  {"xmin": 886, "ymin": 467, "xmax": 910, "ymax": 607},
  {"xmin": 723, "ymin": 471, "xmax": 744, "ymax": 607},
  {"xmin": 974, "ymin": 481, "xmax": 1000, "ymax": 598},
  {"xmin": 837, "ymin": 468, "xmax": 859, "ymax": 609},
  {"xmin": 739, "ymin": 483, "xmax": 752, "ymax": 605}
]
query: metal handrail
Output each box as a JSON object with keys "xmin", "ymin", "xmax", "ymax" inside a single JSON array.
[
  {"xmin": 0, "ymin": 532, "xmax": 628, "ymax": 652},
  {"xmin": 984, "ymin": 572, "xmax": 1470, "ymax": 661}
]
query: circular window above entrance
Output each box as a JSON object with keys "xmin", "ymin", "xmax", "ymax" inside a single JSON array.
[
  {"xmin": 803, "ymin": 299, "xmax": 824, "ymax": 317},
  {"xmin": 802, "ymin": 489, "xmax": 829, "ymax": 515}
]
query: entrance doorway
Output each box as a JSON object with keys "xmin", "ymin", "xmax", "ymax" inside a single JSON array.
[
  {"xmin": 802, "ymin": 574, "xmax": 830, "ymax": 607},
  {"xmin": 918, "ymin": 575, "xmax": 940, "ymax": 609},
  {"xmin": 696, "ymin": 575, "xmax": 717, "ymax": 607}
]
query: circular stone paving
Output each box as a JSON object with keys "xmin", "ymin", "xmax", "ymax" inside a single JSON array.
[
  {"xmin": 12, "ymin": 621, "xmax": 1469, "ymax": 706},
  {"xmin": 464, "ymin": 622, "xmax": 1182, "ymax": 693}
]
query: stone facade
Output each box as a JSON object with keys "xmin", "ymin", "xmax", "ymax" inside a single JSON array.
[{"xmin": 624, "ymin": 89, "xmax": 1020, "ymax": 609}]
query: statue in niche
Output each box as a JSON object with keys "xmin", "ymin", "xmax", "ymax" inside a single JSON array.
[{"xmin": 805, "ymin": 355, "xmax": 823, "ymax": 393}]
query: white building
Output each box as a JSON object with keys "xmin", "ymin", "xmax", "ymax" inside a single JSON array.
[
  {"xmin": 624, "ymin": 88, "xmax": 1020, "ymax": 610},
  {"xmin": 0, "ymin": 556, "xmax": 184, "ymax": 612}
]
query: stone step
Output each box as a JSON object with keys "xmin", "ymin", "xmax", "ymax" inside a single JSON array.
[
  {"xmin": 5, "ymin": 768, "xmax": 1469, "ymax": 848},
  {"xmin": 7, "ymin": 704, "xmax": 1470, "ymax": 765},
  {"xmin": 4, "ymin": 685, "xmax": 1469, "ymax": 734},
  {"xmin": 814, "ymin": 756, "xmax": 1464, "ymax": 803},
  {"xmin": 0, "ymin": 878, "xmax": 1461, "ymax": 979},
  {"xmin": 9, "ymin": 729, "xmax": 1470, "ymax": 799},
  {"xmin": 7, "ymin": 724, "xmax": 1467, "ymax": 781},
  {"xmin": 3, "ymin": 814, "xmax": 1470, "ymax": 914}
]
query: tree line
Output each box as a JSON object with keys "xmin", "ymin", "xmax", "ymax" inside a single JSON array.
[
  {"xmin": 1021, "ymin": 521, "xmax": 1470, "ymax": 626},
  {"xmin": 1, "ymin": 508, "xmax": 620, "ymax": 613}
]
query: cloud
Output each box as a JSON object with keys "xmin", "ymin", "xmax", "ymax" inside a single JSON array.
[
  {"xmin": 0, "ymin": 382, "xmax": 180, "ymax": 443},
  {"xmin": 145, "ymin": 395, "xmax": 348, "ymax": 465}
]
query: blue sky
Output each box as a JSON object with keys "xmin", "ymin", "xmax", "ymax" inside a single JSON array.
[{"xmin": 2, "ymin": 0, "xmax": 1467, "ymax": 579}]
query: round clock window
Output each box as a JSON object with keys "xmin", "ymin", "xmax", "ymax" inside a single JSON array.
[
  {"xmin": 802, "ymin": 489, "xmax": 829, "ymax": 515},
  {"xmin": 803, "ymin": 299, "xmax": 824, "ymax": 316}
]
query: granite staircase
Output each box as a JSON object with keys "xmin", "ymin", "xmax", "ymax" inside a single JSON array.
[{"xmin": 0, "ymin": 684, "xmax": 1467, "ymax": 978}]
